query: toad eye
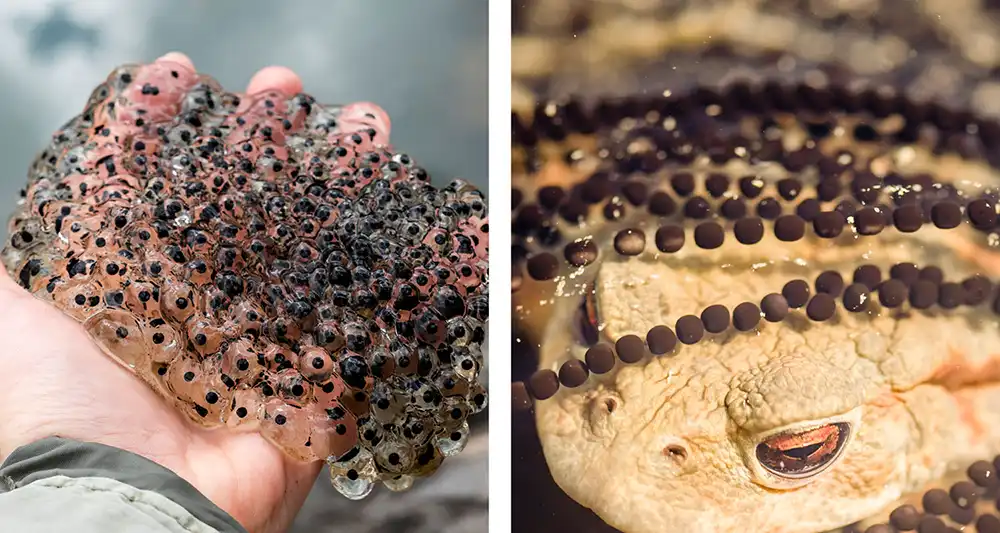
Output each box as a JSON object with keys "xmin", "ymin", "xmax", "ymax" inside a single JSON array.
[
  {"xmin": 754, "ymin": 422, "xmax": 850, "ymax": 480},
  {"xmin": 575, "ymin": 282, "xmax": 599, "ymax": 346}
]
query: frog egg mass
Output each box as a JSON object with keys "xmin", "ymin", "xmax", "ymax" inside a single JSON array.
[{"xmin": 1, "ymin": 59, "xmax": 488, "ymax": 499}]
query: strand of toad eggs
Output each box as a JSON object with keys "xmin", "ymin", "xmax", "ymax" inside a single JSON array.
[{"xmin": 510, "ymin": 83, "xmax": 1000, "ymax": 402}]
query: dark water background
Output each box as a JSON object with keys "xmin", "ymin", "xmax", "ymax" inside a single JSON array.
[{"xmin": 0, "ymin": 1, "xmax": 488, "ymax": 531}]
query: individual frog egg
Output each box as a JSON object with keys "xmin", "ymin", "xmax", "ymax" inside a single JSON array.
[
  {"xmin": 450, "ymin": 234, "xmax": 479, "ymax": 262},
  {"xmin": 260, "ymin": 343, "xmax": 296, "ymax": 372},
  {"xmin": 259, "ymin": 398, "xmax": 313, "ymax": 462},
  {"xmin": 349, "ymin": 288, "xmax": 378, "ymax": 319},
  {"xmin": 313, "ymin": 373, "xmax": 347, "ymax": 407},
  {"xmin": 436, "ymin": 421, "xmax": 470, "ymax": 457},
  {"xmin": 159, "ymin": 280, "xmax": 198, "ymax": 324},
  {"xmin": 180, "ymin": 77, "xmax": 225, "ymax": 115},
  {"xmin": 180, "ymin": 225, "xmax": 216, "ymax": 255},
  {"xmin": 461, "ymin": 221, "xmax": 488, "ymax": 260},
  {"xmin": 408, "ymin": 377, "xmax": 443, "ymax": 411},
  {"xmin": 123, "ymin": 280, "xmax": 161, "ymax": 318},
  {"xmin": 369, "ymin": 380, "xmax": 405, "ymax": 424},
  {"xmin": 274, "ymin": 368, "xmax": 314, "ymax": 407},
  {"xmin": 225, "ymin": 387, "xmax": 264, "ymax": 428},
  {"xmin": 104, "ymin": 206, "xmax": 136, "ymax": 233},
  {"xmin": 452, "ymin": 262, "xmax": 482, "ymax": 292},
  {"xmin": 186, "ymin": 319, "xmax": 225, "ymax": 357},
  {"xmin": 146, "ymin": 359, "xmax": 175, "ymax": 398},
  {"xmin": 340, "ymin": 388, "xmax": 372, "ymax": 419},
  {"xmin": 382, "ymin": 475, "xmax": 414, "ymax": 492},
  {"xmin": 422, "ymin": 228, "xmax": 451, "ymax": 257},
  {"xmin": 436, "ymin": 367, "xmax": 471, "ymax": 398},
  {"xmin": 165, "ymin": 358, "xmax": 211, "ymax": 419},
  {"xmin": 438, "ymin": 397, "xmax": 471, "ymax": 432},
  {"xmin": 222, "ymin": 338, "xmax": 262, "ymax": 382},
  {"xmin": 390, "ymin": 281, "xmax": 421, "ymax": 321},
  {"xmin": 356, "ymin": 415, "xmax": 385, "ymax": 449},
  {"xmin": 415, "ymin": 346, "xmax": 438, "ymax": 377},
  {"xmin": 36, "ymin": 273, "xmax": 68, "ymax": 302},
  {"xmin": 465, "ymin": 316, "xmax": 487, "ymax": 344},
  {"xmin": 467, "ymin": 382, "xmax": 488, "ymax": 415},
  {"xmin": 7, "ymin": 216, "xmax": 46, "ymax": 251},
  {"xmin": 432, "ymin": 284, "xmax": 466, "ymax": 319},
  {"xmin": 228, "ymin": 300, "xmax": 264, "ymax": 337},
  {"xmin": 369, "ymin": 347, "xmax": 395, "ymax": 379},
  {"xmin": 290, "ymin": 240, "xmax": 320, "ymax": 263},
  {"xmin": 176, "ymin": 357, "xmax": 231, "ymax": 426},
  {"xmin": 266, "ymin": 316, "xmax": 302, "ymax": 344},
  {"xmin": 102, "ymin": 286, "xmax": 128, "ymax": 309},
  {"xmin": 142, "ymin": 253, "xmax": 175, "ymax": 281},
  {"xmin": 15, "ymin": 257, "xmax": 52, "ymax": 293},
  {"xmin": 83, "ymin": 308, "xmax": 148, "ymax": 369},
  {"xmin": 204, "ymin": 288, "xmax": 232, "ymax": 317},
  {"xmin": 451, "ymin": 346, "xmax": 479, "ymax": 381},
  {"xmin": 327, "ymin": 447, "xmax": 377, "ymax": 500},
  {"xmin": 146, "ymin": 318, "xmax": 183, "ymax": 364},
  {"xmin": 411, "ymin": 443, "xmax": 445, "ymax": 477},
  {"xmin": 213, "ymin": 246, "xmax": 246, "ymax": 273},
  {"xmin": 184, "ymin": 258, "xmax": 214, "ymax": 286},
  {"xmin": 304, "ymin": 402, "xmax": 358, "ymax": 461},
  {"xmin": 398, "ymin": 412, "xmax": 434, "ymax": 447},
  {"xmin": 313, "ymin": 319, "xmax": 346, "ymax": 352},
  {"xmin": 391, "ymin": 341, "xmax": 418, "ymax": 375},
  {"xmin": 341, "ymin": 321, "xmax": 371, "ymax": 354},
  {"xmin": 256, "ymin": 154, "xmax": 290, "ymax": 182},
  {"xmin": 197, "ymin": 376, "xmax": 234, "ymax": 426},
  {"xmin": 444, "ymin": 316, "xmax": 477, "ymax": 348},
  {"xmin": 298, "ymin": 346, "xmax": 334, "ymax": 383},
  {"xmin": 373, "ymin": 434, "xmax": 415, "ymax": 475},
  {"xmin": 406, "ymin": 268, "xmax": 436, "ymax": 298},
  {"xmin": 337, "ymin": 352, "xmax": 373, "ymax": 390},
  {"xmin": 413, "ymin": 307, "xmax": 446, "ymax": 347}
]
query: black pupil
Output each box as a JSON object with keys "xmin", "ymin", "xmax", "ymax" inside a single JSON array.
[{"xmin": 783, "ymin": 443, "xmax": 822, "ymax": 460}]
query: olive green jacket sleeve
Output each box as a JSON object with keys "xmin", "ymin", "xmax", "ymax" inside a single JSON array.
[{"xmin": 0, "ymin": 437, "xmax": 247, "ymax": 533}]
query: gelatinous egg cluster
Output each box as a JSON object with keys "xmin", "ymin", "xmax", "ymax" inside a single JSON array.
[{"xmin": 1, "ymin": 60, "xmax": 488, "ymax": 499}]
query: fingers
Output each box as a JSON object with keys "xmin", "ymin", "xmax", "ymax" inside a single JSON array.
[
  {"xmin": 246, "ymin": 66, "xmax": 303, "ymax": 97},
  {"xmin": 154, "ymin": 51, "xmax": 196, "ymax": 72},
  {"xmin": 151, "ymin": 52, "xmax": 303, "ymax": 97}
]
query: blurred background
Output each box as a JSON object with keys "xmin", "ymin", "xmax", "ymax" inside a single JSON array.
[{"xmin": 0, "ymin": 1, "xmax": 488, "ymax": 532}]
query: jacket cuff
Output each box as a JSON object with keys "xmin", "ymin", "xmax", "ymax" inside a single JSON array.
[{"xmin": 0, "ymin": 436, "xmax": 247, "ymax": 533}]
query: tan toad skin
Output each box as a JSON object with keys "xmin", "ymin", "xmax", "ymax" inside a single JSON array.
[{"xmin": 514, "ymin": 167, "xmax": 1000, "ymax": 532}]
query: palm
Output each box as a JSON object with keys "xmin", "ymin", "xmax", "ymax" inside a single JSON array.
[
  {"xmin": 0, "ymin": 53, "xmax": 319, "ymax": 533},
  {"xmin": 0, "ymin": 268, "xmax": 320, "ymax": 533}
]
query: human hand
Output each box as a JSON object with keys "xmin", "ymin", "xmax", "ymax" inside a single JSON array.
[{"xmin": 0, "ymin": 52, "xmax": 318, "ymax": 533}]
